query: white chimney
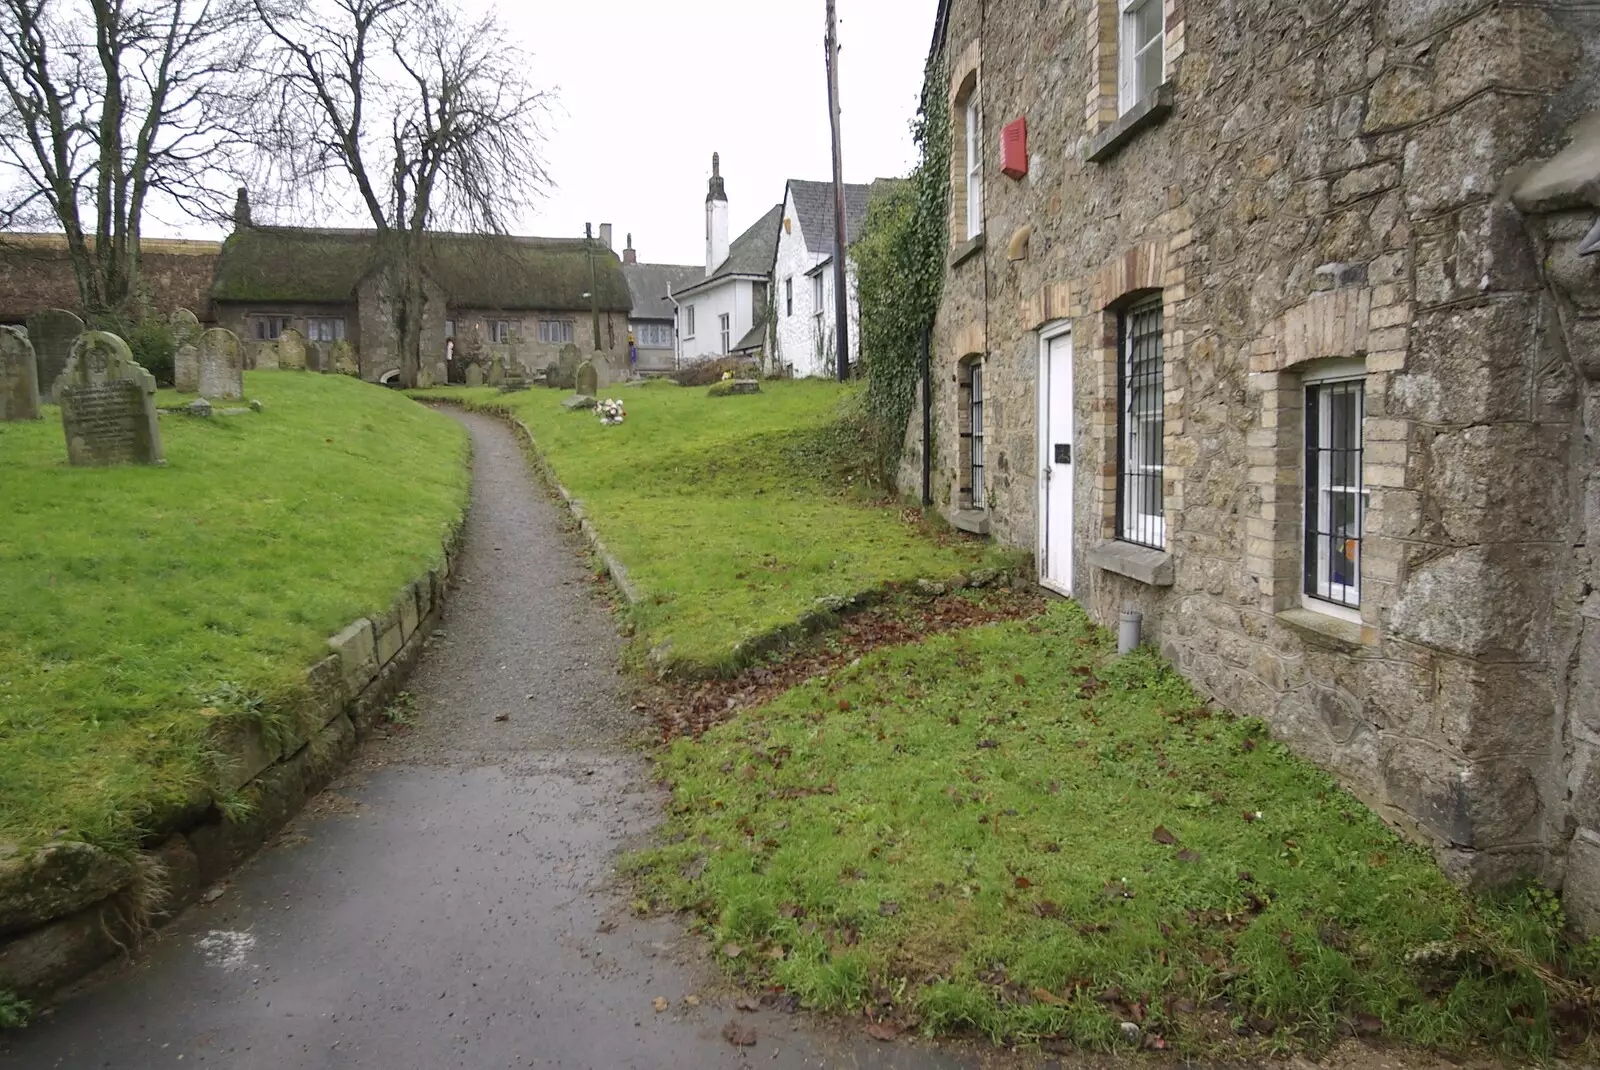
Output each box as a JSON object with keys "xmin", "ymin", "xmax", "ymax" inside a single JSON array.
[
  {"xmin": 598, "ymin": 223, "xmax": 613, "ymax": 250},
  {"xmin": 705, "ymin": 152, "xmax": 729, "ymax": 276}
]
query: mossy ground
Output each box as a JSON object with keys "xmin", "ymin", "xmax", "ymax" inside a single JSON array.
[{"xmin": 0, "ymin": 373, "xmax": 468, "ymax": 852}]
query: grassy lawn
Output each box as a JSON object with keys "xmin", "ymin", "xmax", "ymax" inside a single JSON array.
[
  {"xmin": 0, "ymin": 372, "xmax": 468, "ymax": 853},
  {"xmin": 627, "ymin": 601, "xmax": 1596, "ymax": 1058},
  {"xmin": 414, "ymin": 381, "xmax": 1016, "ymax": 676}
]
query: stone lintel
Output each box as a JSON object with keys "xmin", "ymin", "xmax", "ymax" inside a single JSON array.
[{"xmin": 1086, "ymin": 540, "xmax": 1173, "ymax": 586}]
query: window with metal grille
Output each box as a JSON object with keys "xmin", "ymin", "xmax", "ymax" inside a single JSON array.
[
  {"xmin": 959, "ymin": 358, "xmax": 985, "ymax": 509},
  {"xmin": 1304, "ymin": 372, "xmax": 1365, "ymax": 611},
  {"xmin": 1116, "ymin": 298, "xmax": 1164, "ymax": 548},
  {"xmin": 1119, "ymin": 0, "xmax": 1164, "ymax": 114}
]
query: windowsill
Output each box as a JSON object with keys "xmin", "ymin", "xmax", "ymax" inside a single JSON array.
[
  {"xmin": 1087, "ymin": 541, "xmax": 1173, "ymax": 586},
  {"xmin": 1276, "ymin": 607, "xmax": 1379, "ymax": 652},
  {"xmin": 1085, "ymin": 81, "xmax": 1175, "ymax": 164},
  {"xmin": 949, "ymin": 233, "xmax": 985, "ymax": 268},
  {"xmin": 949, "ymin": 509, "xmax": 990, "ymax": 536}
]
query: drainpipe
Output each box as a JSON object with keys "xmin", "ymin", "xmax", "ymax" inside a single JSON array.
[
  {"xmin": 1118, "ymin": 602, "xmax": 1143, "ymax": 655},
  {"xmin": 666, "ymin": 285, "xmax": 682, "ymax": 372},
  {"xmin": 921, "ymin": 325, "xmax": 932, "ymax": 506}
]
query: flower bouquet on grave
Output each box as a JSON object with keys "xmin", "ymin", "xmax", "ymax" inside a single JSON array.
[{"xmin": 596, "ymin": 398, "xmax": 626, "ymax": 425}]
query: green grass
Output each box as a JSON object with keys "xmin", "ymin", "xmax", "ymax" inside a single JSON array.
[
  {"xmin": 0, "ymin": 373, "xmax": 468, "ymax": 852},
  {"xmin": 413, "ymin": 381, "xmax": 1016, "ymax": 675},
  {"xmin": 628, "ymin": 601, "xmax": 1597, "ymax": 1057}
]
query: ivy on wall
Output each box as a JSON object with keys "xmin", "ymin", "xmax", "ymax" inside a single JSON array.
[{"xmin": 851, "ymin": 60, "xmax": 951, "ymax": 489}]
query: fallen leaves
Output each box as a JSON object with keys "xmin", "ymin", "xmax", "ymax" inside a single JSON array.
[
  {"xmin": 1152, "ymin": 825, "xmax": 1177, "ymax": 845},
  {"xmin": 864, "ymin": 1020, "xmax": 901, "ymax": 1041},
  {"xmin": 721, "ymin": 1020, "xmax": 758, "ymax": 1047},
  {"xmin": 721, "ymin": 942, "xmax": 744, "ymax": 959}
]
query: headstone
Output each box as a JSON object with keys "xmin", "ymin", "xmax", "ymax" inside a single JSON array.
[
  {"xmin": 0, "ymin": 326, "xmax": 41, "ymax": 421},
  {"xmin": 169, "ymin": 308, "xmax": 201, "ymax": 348},
  {"xmin": 558, "ymin": 343, "xmax": 582, "ymax": 382},
  {"xmin": 26, "ymin": 309, "xmax": 84, "ymax": 403},
  {"xmin": 575, "ymin": 360, "xmax": 598, "ymax": 398},
  {"xmin": 253, "ymin": 337, "xmax": 279, "ymax": 370},
  {"xmin": 305, "ymin": 342, "xmax": 325, "ymax": 373},
  {"xmin": 174, "ymin": 344, "xmax": 200, "ymax": 393},
  {"xmin": 183, "ymin": 398, "xmax": 213, "ymax": 417},
  {"xmin": 197, "ymin": 328, "xmax": 244, "ymax": 400},
  {"xmin": 561, "ymin": 394, "xmax": 597, "ymax": 410},
  {"xmin": 330, "ymin": 340, "xmax": 359, "ymax": 377},
  {"xmin": 57, "ymin": 332, "xmax": 163, "ymax": 466},
  {"xmin": 544, "ymin": 361, "xmax": 560, "ymax": 388},
  {"xmin": 465, "ymin": 363, "xmax": 485, "ymax": 388},
  {"xmin": 277, "ymin": 328, "xmax": 307, "ymax": 371},
  {"xmin": 488, "ymin": 354, "xmax": 506, "ymax": 387}
]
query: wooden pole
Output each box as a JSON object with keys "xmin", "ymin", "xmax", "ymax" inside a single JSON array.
[{"xmin": 825, "ymin": 0, "xmax": 850, "ymax": 381}]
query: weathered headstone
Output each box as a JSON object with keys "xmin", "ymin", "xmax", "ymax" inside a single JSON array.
[
  {"xmin": 558, "ymin": 343, "xmax": 582, "ymax": 383},
  {"xmin": 169, "ymin": 308, "xmax": 201, "ymax": 348},
  {"xmin": 305, "ymin": 342, "xmax": 325, "ymax": 373},
  {"xmin": 253, "ymin": 337, "xmax": 280, "ymax": 370},
  {"xmin": 465, "ymin": 362, "xmax": 485, "ymax": 388},
  {"xmin": 174, "ymin": 344, "xmax": 200, "ymax": 393},
  {"xmin": 575, "ymin": 360, "xmax": 598, "ymax": 398},
  {"xmin": 0, "ymin": 326, "xmax": 41, "ymax": 421},
  {"xmin": 544, "ymin": 361, "xmax": 560, "ymax": 388},
  {"xmin": 57, "ymin": 332, "xmax": 163, "ymax": 466},
  {"xmin": 277, "ymin": 328, "xmax": 307, "ymax": 371},
  {"xmin": 330, "ymin": 340, "xmax": 359, "ymax": 376},
  {"xmin": 488, "ymin": 354, "xmax": 506, "ymax": 387},
  {"xmin": 197, "ymin": 328, "xmax": 244, "ymax": 400},
  {"xmin": 26, "ymin": 309, "xmax": 84, "ymax": 403}
]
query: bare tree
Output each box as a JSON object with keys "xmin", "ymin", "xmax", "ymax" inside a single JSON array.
[
  {"xmin": 0, "ymin": 0, "xmax": 255, "ymax": 317},
  {"xmin": 251, "ymin": 0, "xmax": 552, "ymax": 387}
]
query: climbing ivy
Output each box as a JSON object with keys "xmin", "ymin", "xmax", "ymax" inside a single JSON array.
[{"xmin": 852, "ymin": 59, "xmax": 951, "ymax": 490}]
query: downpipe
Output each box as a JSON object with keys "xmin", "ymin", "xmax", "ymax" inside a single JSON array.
[{"xmin": 1117, "ymin": 601, "xmax": 1143, "ymax": 655}]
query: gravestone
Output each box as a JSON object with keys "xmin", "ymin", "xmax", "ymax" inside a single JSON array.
[
  {"xmin": 253, "ymin": 336, "xmax": 279, "ymax": 370},
  {"xmin": 544, "ymin": 362, "xmax": 560, "ymax": 388},
  {"xmin": 197, "ymin": 328, "xmax": 244, "ymax": 400},
  {"xmin": 558, "ymin": 343, "xmax": 582, "ymax": 384},
  {"xmin": 305, "ymin": 342, "xmax": 325, "ymax": 373},
  {"xmin": 26, "ymin": 309, "xmax": 84, "ymax": 403},
  {"xmin": 169, "ymin": 308, "xmax": 201, "ymax": 348},
  {"xmin": 575, "ymin": 360, "xmax": 598, "ymax": 398},
  {"xmin": 0, "ymin": 326, "xmax": 41, "ymax": 420},
  {"xmin": 330, "ymin": 340, "xmax": 359, "ymax": 376},
  {"xmin": 174, "ymin": 344, "xmax": 200, "ymax": 392},
  {"xmin": 57, "ymin": 332, "xmax": 163, "ymax": 466},
  {"xmin": 465, "ymin": 362, "xmax": 485, "ymax": 388},
  {"xmin": 277, "ymin": 328, "xmax": 307, "ymax": 370},
  {"xmin": 488, "ymin": 354, "xmax": 506, "ymax": 387}
]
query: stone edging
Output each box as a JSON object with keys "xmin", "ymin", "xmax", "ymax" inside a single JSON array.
[{"xmin": 0, "ymin": 519, "xmax": 468, "ymax": 1008}]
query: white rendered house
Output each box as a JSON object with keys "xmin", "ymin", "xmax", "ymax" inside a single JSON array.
[
  {"xmin": 670, "ymin": 153, "xmax": 781, "ymax": 365},
  {"xmin": 770, "ymin": 178, "xmax": 888, "ymax": 377}
]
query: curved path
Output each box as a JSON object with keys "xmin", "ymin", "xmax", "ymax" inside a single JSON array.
[{"xmin": 2, "ymin": 409, "xmax": 974, "ymax": 1070}]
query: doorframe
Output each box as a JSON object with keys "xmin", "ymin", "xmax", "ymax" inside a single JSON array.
[{"xmin": 1037, "ymin": 320, "xmax": 1073, "ymax": 596}]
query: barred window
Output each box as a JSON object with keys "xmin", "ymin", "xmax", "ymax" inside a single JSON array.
[
  {"xmin": 1116, "ymin": 297, "xmax": 1164, "ymax": 549},
  {"xmin": 959, "ymin": 357, "xmax": 985, "ymax": 509},
  {"xmin": 1304, "ymin": 368, "xmax": 1366, "ymax": 612}
]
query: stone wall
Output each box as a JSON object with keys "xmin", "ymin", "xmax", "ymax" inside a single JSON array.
[
  {"xmin": 0, "ymin": 238, "xmax": 219, "ymax": 323},
  {"xmin": 0, "ymin": 526, "xmax": 464, "ymax": 1001},
  {"xmin": 450, "ymin": 307, "xmax": 629, "ymax": 381},
  {"xmin": 918, "ymin": 0, "xmax": 1595, "ymax": 894},
  {"xmin": 213, "ymin": 301, "xmax": 360, "ymax": 372}
]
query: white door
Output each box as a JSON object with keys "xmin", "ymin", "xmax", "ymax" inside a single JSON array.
[{"xmin": 1039, "ymin": 328, "xmax": 1074, "ymax": 595}]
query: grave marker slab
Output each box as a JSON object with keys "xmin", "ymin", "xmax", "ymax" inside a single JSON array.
[
  {"xmin": 330, "ymin": 340, "xmax": 359, "ymax": 376},
  {"xmin": 57, "ymin": 332, "xmax": 163, "ymax": 466},
  {"xmin": 169, "ymin": 308, "xmax": 201, "ymax": 348},
  {"xmin": 465, "ymin": 363, "xmax": 485, "ymax": 388},
  {"xmin": 575, "ymin": 360, "xmax": 598, "ymax": 398},
  {"xmin": 0, "ymin": 325, "xmax": 41, "ymax": 421},
  {"xmin": 488, "ymin": 355, "xmax": 506, "ymax": 387},
  {"xmin": 174, "ymin": 344, "xmax": 200, "ymax": 393},
  {"xmin": 277, "ymin": 328, "xmax": 307, "ymax": 370},
  {"xmin": 198, "ymin": 328, "xmax": 244, "ymax": 399},
  {"xmin": 26, "ymin": 309, "xmax": 84, "ymax": 403}
]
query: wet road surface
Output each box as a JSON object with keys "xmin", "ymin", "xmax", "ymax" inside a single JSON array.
[{"xmin": 1, "ymin": 408, "xmax": 980, "ymax": 1069}]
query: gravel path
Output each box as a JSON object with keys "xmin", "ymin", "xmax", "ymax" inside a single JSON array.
[{"xmin": 0, "ymin": 408, "xmax": 976, "ymax": 1070}]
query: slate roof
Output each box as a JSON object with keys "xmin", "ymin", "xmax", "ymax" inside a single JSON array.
[
  {"xmin": 622, "ymin": 262, "xmax": 702, "ymax": 321},
  {"xmin": 731, "ymin": 318, "xmax": 767, "ymax": 353},
  {"xmin": 786, "ymin": 178, "xmax": 900, "ymax": 253},
  {"xmin": 211, "ymin": 226, "xmax": 633, "ymax": 311},
  {"xmin": 673, "ymin": 203, "xmax": 784, "ymax": 298}
]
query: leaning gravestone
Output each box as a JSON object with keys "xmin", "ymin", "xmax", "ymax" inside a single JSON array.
[
  {"xmin": 488, "ymin": 354, "xmax": 506, "ymax": 387},
  {"xmin": 0, "ymin": 326, "xmax": 41, "ymax": 421},
  {"xmin": 26, "ymin": 308, "xmax": 84, "ymax": 404},
  {"xmin": 277, "ymin": 328, "xmax": 307, "ymax": 371},
  {"xmin": 57, "ymin": 332, "xmax": 163, "ymax": 466},
  {"xmin": 575, "ymin": 360, "xmax": 598, "ymax": 398},
  {"xmin": 174, "ymin": 344, "xmax": 200, "ymax": 393},
  {"xmin": 465, "ymin": 362, "xmax": 485, "ymax": 388},
  {"xmin": 329, "ymin": 339, "xmax": 359, "ymax": 377},
  {"xmin": 197, "ymin": 328, "xmax": 244, "ymax": 400}
]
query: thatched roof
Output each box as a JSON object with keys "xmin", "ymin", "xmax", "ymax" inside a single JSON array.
[{"xmin": 210, "ymin": 226, "xmax": 632, "ymax": 311}]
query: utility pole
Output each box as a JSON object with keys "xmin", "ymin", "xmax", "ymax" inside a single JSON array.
[
  {"xmin": 586, "ymin": 223, "xmax": 602, "ymax": 351},
  {"xmin": 825, "ymin": 0, "xmax": 850, "ymax": 381}
]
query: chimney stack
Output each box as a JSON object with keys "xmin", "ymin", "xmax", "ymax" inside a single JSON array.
[
  {"xmin": 623, "ymin": 232, "xmax": 637, "ymax": 265},
  {"xmin": 232, "ymin": 187, "xmax": 252, "ymax": 230},
  {"xmin": 598, "ymin": 222, "xmax": 613, "ymax": 250},
  {"xmin": 705, "ymin": 152, "xmax": 729, "ymax": 276}
]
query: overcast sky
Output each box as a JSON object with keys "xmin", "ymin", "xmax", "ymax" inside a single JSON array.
[{"xmin": 488, "ymin": 0, "xmax": 934, "ymax": 266}]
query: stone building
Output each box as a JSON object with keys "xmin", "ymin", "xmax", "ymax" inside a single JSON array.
[
  {"xmin": 620, "ymin": 235, "xmax": 701, "ymax": 375},
  {"xmin": 909, "ymin": 0, "xmax": 1600, "ymax": 923}
]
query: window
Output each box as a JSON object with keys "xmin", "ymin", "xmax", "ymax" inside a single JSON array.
[
  {"xmin": 251, "ymin": 316, "xmax": 291, "ymax": 341},
  {"xmin": 965, "ymin": 91, "xmax": 983, "ymax": 238},
  {"xmin": 637, "ymin": 322, "xmax": 672, "ymax": 347},
  {"xmin": 683, "ymin": 305, "xmax": 695, "ymax": 338},
  {"xmin": 1304, "ymin": 366, "xmax": 1366, "ymax": 614},
  {"xmin": 719, "ymin": 313, "xmax": 731, "ymax": 354},
  {"xmin": 537, "ymin": 320, "xmax": 573, "ymax": 344},
  {"xmin": 307, "ymin": 317, "xmax": 345, "ymax": 343},
  {"xmin": 444, "ymin": 319, "xmax": 456, "ymax": 339},
  {"xmin": 811, "ymin": 273, "xmax": 825, "ymax": 326},
  {"xmin": 489, "ymin": 319, "xmax": 511, "ymax": 344},
  {"xmin": 1116, "ymin": 297, "xmax": 1164, "ymax": 548},
  {"xmin": 785, "ymin": 277, "xmax": 793, "ymax": 316},
  {"xmin": 752, "ymin": 281, "xmax": 767, "ymax": 317},
  {"xmin": 959, "ymin": 358, "xmax": 985, "ymax": 508},
  {"xmin": 970, "ymin": 361, "xmax": 985, "ymax": 505},
  {"xmin": 1119, "ymin": 0, "xmax": 1164, "ymax": 113}
]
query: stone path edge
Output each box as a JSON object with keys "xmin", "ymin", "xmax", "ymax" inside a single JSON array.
[
  {"xmin": 0, "ymin": 462, "xmax": 472, "ymax": 1010},
  {"xmin": 424, "ymin": 396, "xmax": 1024, "ymax": 682}
]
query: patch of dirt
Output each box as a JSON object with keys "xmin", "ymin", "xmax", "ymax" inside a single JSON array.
[{"xmin": 644, "ymin": 587, "xmax": 1048, "ymax": 738}]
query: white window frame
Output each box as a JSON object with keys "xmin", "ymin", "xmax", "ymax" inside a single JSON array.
[
  {"xmin": 964, "ymin": 90, "xmax": 982, "ymax": 239},
  {"xmin": 683, "ymin": 305, "xmax": 695, "ymax": 339},
  {"xmin": 538, "ymin": 319, "xmax": 573, "ymax": 345},
  {"xmin": 811, "ymin": 273, "xmax": 824, "ymax": 325},
  {"xmin": 489, "ymin": 319, "xmax": 511, "ymax": 345},
  {"xmin": 1302, "ymin": 359, "xmax": 1367, "ymax": 623},
  {"xmin": 719, "ymin": 313, "xmax": 731, "ymax": 354},
  {"xmin": 1119, "ymin": 0, "xmax": 1165, "ymax": 114}
]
